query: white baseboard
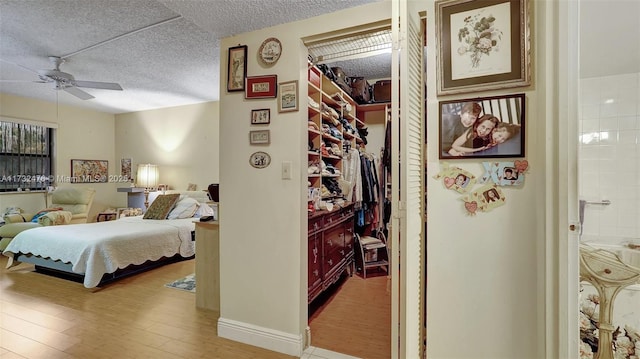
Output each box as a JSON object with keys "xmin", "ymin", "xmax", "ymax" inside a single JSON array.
[{"xmin": 217, "ymin": 317, "xmax": 303, "ymax": 357}]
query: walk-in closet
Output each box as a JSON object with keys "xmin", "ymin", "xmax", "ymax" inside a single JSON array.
[{"xmin": 303, "ymin": 24, "xmax": 395, "ymax": 359}]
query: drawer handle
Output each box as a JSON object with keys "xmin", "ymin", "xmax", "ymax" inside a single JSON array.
[
  {"xmin": 339, "ymin": 250, "xmax": 344, "ymax": 255},
  {"xmin": 327, "ymin": 259, "xmax": 333, "ymax": 266},
  {"xmin": 313, "ymin": 247, "xmax": 318, "ymax": 263},
  {"xmin": 314, "ymin": 223, "xmax": 319, "ymax": 230},
  {"xmin": 313, "ymin": 269, "xmax": 319, "ymax": 277}
]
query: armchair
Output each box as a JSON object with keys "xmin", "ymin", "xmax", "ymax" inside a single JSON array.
[{"xmin": 0, "ymin": 187, "xmax": 95, "ymax": 251}]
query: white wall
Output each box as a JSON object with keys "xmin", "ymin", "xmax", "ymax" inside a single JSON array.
[
  {"xmin": 217, "ymin": 2, "xmax": 392, "ymax": 356},
  {"xmin": 115, "ymin": 101, "xmax": 220, "ymax": 192},
  {"xmin": 0, "ymin": 93, "xmax": 117, "ymax": 221},
  {"xmin": 579, "ymin": 72, "xmax": 640, "ymax": 243},
  {"xmin": 424, "ymin": 0, "xmax": 546, "ymax": 357}
]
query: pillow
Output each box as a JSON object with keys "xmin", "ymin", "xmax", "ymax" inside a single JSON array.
[
  {"xmin": 143, "ymin": 194, "xmax": 180, "ymax": 220},
  {"xmin": 167, "ymin": 197, "xmax": 200, "ymax": 219},
  {"xmin": 194, "ymin": 202, "xmax": 215, "ymax": 218}
]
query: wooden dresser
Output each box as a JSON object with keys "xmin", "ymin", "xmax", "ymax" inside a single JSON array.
[{"xmin": 308, "ymin": 203, "xmax": 355, "ymax": 303}]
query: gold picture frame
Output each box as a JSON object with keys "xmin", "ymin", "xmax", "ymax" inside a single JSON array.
[{"xmin": 436, "ymin": 0, "xmax": 530, "ymax": 95}]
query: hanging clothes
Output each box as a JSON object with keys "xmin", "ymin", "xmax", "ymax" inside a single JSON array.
[{"xmin": 341, "ymin": 148, "xmax": 362, "ymax": 205}]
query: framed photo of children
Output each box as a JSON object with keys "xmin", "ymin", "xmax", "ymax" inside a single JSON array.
[
  {"xmin": 435, "ymin": 0, "xmax": 531, "ymax": 95},
  {"xmin": 438, "ymin": 93, "xmax": 525, "ymax": 159},
  {"xmin": 227, "ymin": 45, "xmax": 247, "ymax": 92}
]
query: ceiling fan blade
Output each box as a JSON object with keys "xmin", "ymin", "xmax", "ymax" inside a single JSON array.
[
  {"xmin": 0, "ymin": 79, "xmax": 46, "ymax": 83},
  {"xmin": 0, "ymin": 58, "xmax": 40, "ymax": 75},
  {"xmin": 63, "ymin": 86, "xmax": 95, "ymax": 100},
  {"xmin": 73, "ymin": 80, "xmax": 123, "ymax": 91}
]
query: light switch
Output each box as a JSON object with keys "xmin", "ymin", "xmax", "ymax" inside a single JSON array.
[{"xmin": 282, "ymin": 161, "xmax": 292, "ymax": 180}]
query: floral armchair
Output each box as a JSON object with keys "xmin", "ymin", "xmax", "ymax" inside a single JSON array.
[{"xmin": 0, "ymin": 187, "xmax": 95, "ymax": 251}]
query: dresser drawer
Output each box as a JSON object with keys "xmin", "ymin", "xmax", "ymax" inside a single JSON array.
[
  {"xmin": 344, "ymin": 219, "xmax": 354, "ymax": 252},
  {"xmin": 323, "ymin": 225, "xmax": 345, "ymax": 252},
  {"xmin": 323, "ymin": 246, "xmax": 344, "ymax": 276},
  {"xmin": 308, "ymin": 216, "xmax": 324, "ymax": 235}
]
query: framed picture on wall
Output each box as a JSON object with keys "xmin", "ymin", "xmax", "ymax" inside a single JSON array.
[
  {"xmin": 227, "ymin": 45, "xmax": 247, "ymax": 92},
  {"xmin": 439, "ymin": 93, "xmax": 525, "ymax": 159},
  {"xmin": 245, "ymin": 75, "xmax": 277, "ymax": 99},
  {"xmin": 120, "ymin": 158, "xmax": 132, "ymax": 180},
  {"xmin": 278, "ymin": 80, "xmax": 298, "ymax": 112},
  {"xmin": 435, "ymin": 0, "xmax": 531, "ymax": 95},
  {"xmin": 71, "ymin": 159, "xmax": 108, "ymax": 183},
  {"xmin": 249, "ymin": 130, "xmax": 270, "ymax": 145},
  {"xmin": 251, "ymin": 109, "xmax": 270, "ymax": 125}
]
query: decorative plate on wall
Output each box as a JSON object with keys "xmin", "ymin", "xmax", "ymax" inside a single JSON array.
[
  {"xmin": 249, "ymin": 151, "xmax": 271, "ymax": 169},
  {"xmin": 258, "ymin": 37, "xmax": 282, "ymax": 66}
]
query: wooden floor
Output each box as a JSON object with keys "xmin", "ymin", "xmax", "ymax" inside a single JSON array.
[
  {"xmin": 0, "ymin": 256, "xmax": 391, "ymax": 359},
  {"xmin": 0, "ymin": 256, "xmax": 294, "ymax": 359},
  {"xmin": 309, "ymin": 270, "xmax": 391, "ymax": 359}
]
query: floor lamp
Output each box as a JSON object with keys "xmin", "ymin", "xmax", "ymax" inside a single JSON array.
[{"xmin": 136, "ymin": 164, "xmax": 159, "ymax": 208}]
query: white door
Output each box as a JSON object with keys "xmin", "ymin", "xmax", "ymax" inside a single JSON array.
[
  {"xmin": 557, "ymin": 1, "xmax": 580, "ymax": 357},
  {"xmin": 391, "ymin": 1, "xmax": 425, "ymax": 358}
]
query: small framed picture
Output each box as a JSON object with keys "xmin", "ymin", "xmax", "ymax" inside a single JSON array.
[
  {"xmin": 249, "ymin": 151, "xmax": 271, "ymax": 169},
  {"xmin": 249, "ymin": 130, "xmax": 270, "ymax": 145},
  {"xmin": 227, "ymin": 45, "xmax": 247, "ymax": 92},
  {"xmin": 120, "ymin": 158, "xmax": 132, "ymax": 180},
  {"xmin": 439, "ymin": 93, "xmax": 525, "ymax": 159},
  {"xmin": 251, "ymin": 109, "xmax": 271, "ymax": 125},
  {"xmin": 245, "ymin": 75, "xmax": 277, "ymax": 99},
  {"xmin": 278, "ymin": 80, "xmax": 298, "ymax": 113}
]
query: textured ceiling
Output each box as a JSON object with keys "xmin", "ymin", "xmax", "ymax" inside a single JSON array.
[
  {"xmin": 0, "ymin": 0, "xmax": 384, "ymax": 114},
  {"xmin": 3, "ymin": 0, "xmax": 632, "ymax": 115}
]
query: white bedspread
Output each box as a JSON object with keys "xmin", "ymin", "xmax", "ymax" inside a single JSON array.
[{"xmin": 3, "ymin": 216, "xmax": 196, "ymax": 288}]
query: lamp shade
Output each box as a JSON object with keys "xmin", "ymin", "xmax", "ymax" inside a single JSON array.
[{"xmin": 136, "ymin": 164, "xmax": 159, "ymax": 188}]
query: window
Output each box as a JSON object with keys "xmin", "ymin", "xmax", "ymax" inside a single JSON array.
[{"xmin": 0, "ymin": 120, "xmax": 54, "ymax": 192}]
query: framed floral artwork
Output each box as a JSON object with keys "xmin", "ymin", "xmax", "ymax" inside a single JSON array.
[
  {"xmin": 435, "ymin": 0, "xmax": 531, "ymax": 95},
  {"xmin": 227, "ymin": 45, "xmax": 247, "ymax": 92},
  {"xmin": 71, "ymin": 159, "xmax": 108, "ymax": 183}
]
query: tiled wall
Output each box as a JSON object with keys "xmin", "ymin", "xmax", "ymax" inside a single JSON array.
[{"xmin": 579, "ymin": 72, "xmax": 640, "ymax": 244}]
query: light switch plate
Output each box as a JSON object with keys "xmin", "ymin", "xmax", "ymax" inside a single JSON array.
[{"xmin": 282, "ymin": 161, "xmax": 292, "ymax": 180}]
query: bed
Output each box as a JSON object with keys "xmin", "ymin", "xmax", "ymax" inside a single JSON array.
[{"xmin": 2, "ymin": 191, "xmax": 214, "ymax": 288}]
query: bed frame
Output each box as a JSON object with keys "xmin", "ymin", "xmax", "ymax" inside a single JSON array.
[
  {"xmin": 13, "ymin": 252, "xmax": 194, "ymax": 286},
  {"xmin": 8, "ymin": 231, "xmax": 196, "ymax": 287}
]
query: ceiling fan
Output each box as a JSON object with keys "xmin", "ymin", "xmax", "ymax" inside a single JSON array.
[{"xmin": 1, "ymin": 56, "xmax": 123, "ymax": 100}]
